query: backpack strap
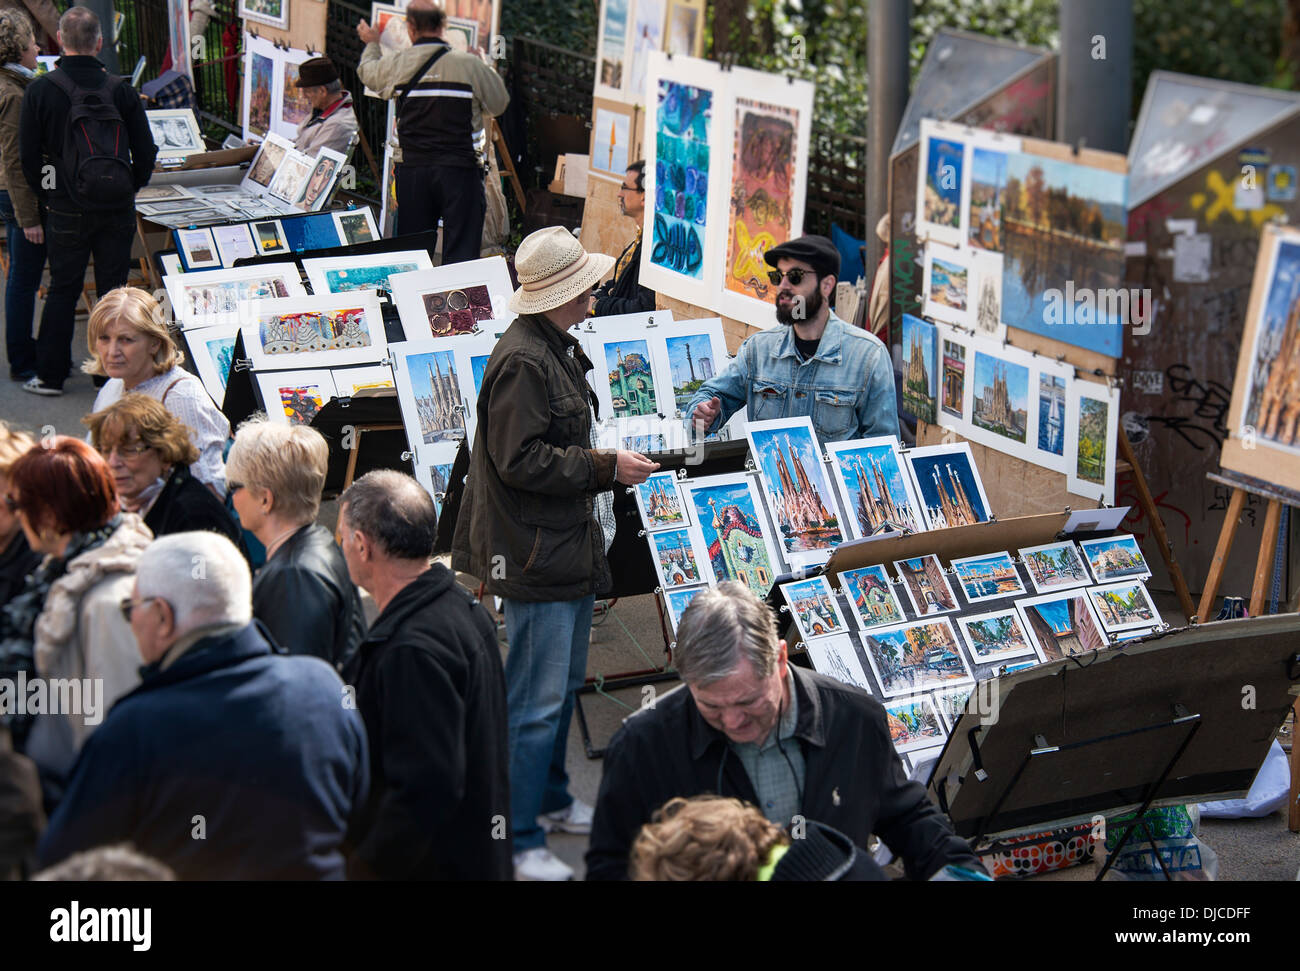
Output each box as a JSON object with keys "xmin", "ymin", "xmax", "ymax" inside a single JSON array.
[
  {"xmin": 395, "ymin": 44, "xmax": 451, "ymax": 114},
  {"xmin": 47, "ymin": 65, "xmax": 120, "ymax": 99}
]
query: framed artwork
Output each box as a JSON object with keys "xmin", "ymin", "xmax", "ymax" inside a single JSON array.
[
  {"xmin": 1018, "ymin": 540, "xmax": 1090, "ymax": 594},
  {"xmin": 1078, "ymin": 534, "xmax": 1152, "ymax": 583},
  {"xmin": 1221, "ymin": 225, "xmax": 1300, "ymax": 490},
  {"xmin": 904, "ymin": 443, "xmax": 992, "ymax": 529},
  {"xmin": 164, "ymin": 263, "xmax": 306, "ymax": 329},
  {"xmin": 652, "ymin": 317, "xmax": 728, "ymax": 417},
  {"xmin": 294, "ymin": 148, "xmax": 348, "ymax": 212},
  {"xmin": 633, "ymin": 471, "xmax": 687, "ymax": 531},
  {"xmin": 1066, "ymin": 378, "xmax": 1120, "ymax": 504},
  {"xmin": 137, "ymin": 184, "xmax": 194, "ymax": 203},
  {"xmin": 211, "ymin": 224, "xmax": 257, "ymax": 267},
  {"xmin": 414, "ymin": 443, "xmax": 460, "ymax": 520},
  {"xmin": 585, "ymin": 317, "xmax": 668, "ymax": 421},
  {"xmin": 1086, "ymin": 580, "xmax": 1162, "ymax": 633},
  {"xmin": 745, "ymin": 416, "xmax": 844, "ymax": 567},
  {"xmin": 678, "ymin": 472, "xmax": 781, "ymax": 598},
  {"xmin": 243, "ymin": 131, "xmax": 293, "ymax": 191},
  {"xmin": 148, "ymin": 109, "xmax": 204, "ymax": 159},
  {"xmin": 251, "ymin": 219, "xmax": 290, "ymax": 256},
  {"xmin": 186, "ymin": 323, "xmax": 240, "ymax": 403},
  {"xmin": 825, "ymin": 436, "xmax": 925, "ymax": 537},
  {"xmin": 594, "ymin": 0, "xmax": 632, "ymax": 102},
  {"xmin": 915, "ymin": 121, "xmax": 966, "ymax": 249},
  {"xmin": 804, "ymin": 634, "xmax": 872, "ymax": 693},
  {"xmin": 589, "ymin": 99, "xmax": 635, "ymax": 182},
  {"xmin": 241, "ymin": 33, "xmax": 275, "ymax": 139},
  {"xmin": 883, "ymin": 695, "xmax": 946, "ymax": 754},
  {"xmin": 900, "ymin": 313, "xmax": 938, "ymax": 423},
  {"xmin": 663, "ymin": 584, "xmax": 706, "ymax": 636},
  {"xmin": 837, "ymin": 565, "xmax": 906, "ymax": 631},
  {"xmin": 893, "ymin": 554, "xmax": 960, "ymax": 616},
  {"xmin": 256, "ymin": 369, "xmax": 339, "ymax": 426},
  {"xmin": 665, "ymin": 0, "xmax": 705, "ymax": 57},
  {"xmin": 332, "ymin": 208, "xmax": 379, "ymax": 247},
  {"xmin": 1015, "ymin": 589, "xmax": 1109, "ymax": 662},
  {"xmin": 957, "ymin": 608, "xmax": 1039, "ymax": 664},
  {"xmin": 239, "ymin": 0, "xmax": 289, "ymax": 30},
  {"xmin": 303, "ymin": 251, "xmax": 435, "ymax": 296},
  {"xmin": 390, "ymin": 338, "xmax": 472, "ymax": 454},
  {"xmin": 242, "ymin": 291, "xmax": 388, "ymax": 371},
  {"xmin": 444, "ymin": 16, "xmax": 480, "ymax": 52},
  {"xmin": 859, "ymin": 617, "xmax": 973, "ymax": 699},
  {"xmin": 390, "ymin": 257, "xmax": 512, "ymax": 340},
  {"xmin": 781, "ymin": 575, "xmax": 850, "ymax": 643},
  {"xmin": 950, "ymin": 551, "xmax": 1024, "ymax": 603},
  {"xmin": 932, "ymin": 685, "xmax": 976, "ymax": 733},
  {"xmin": 718, "ymin": 68, "xmax": 814, "ymax": 322},
  {"xmin": 921, "ymin": 243, "xmax": 972, "ymax": 329},
  {"xmin": 640, "ymin": 52, "xmax": 725, "ymax": 310},
  {"xmin": 649, "ymin": 526, "xmax": 707, "ymax": 590},
  {"xmin": 332, "ymin": 364, "xmax": 396, "ymax": 397},
  {"xmin": 267, "ymin": 150, "xmax": 314, "ymax": 204},
  {"xmin": 626, "ymin": 0, "xmax": 666, "ymax": 104},
  {"xmin": 177, "ymin": 227, "xmax": 220, "ymax": 270}
]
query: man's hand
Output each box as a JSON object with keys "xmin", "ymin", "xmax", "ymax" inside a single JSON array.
[
  {"xmin": 691, "ymin": 396, "xmax": 722, "ymax": 435},
  {"xmin": 22, "ymin": 225, "xmax": 43, "ymax": 245},
  {"xmin": 614, "ymin": 450, "xmax": 659, "ymax": 485},
  {"xmin": 357, "ymin": 19, "xmax": 381, "ymax": 45}
]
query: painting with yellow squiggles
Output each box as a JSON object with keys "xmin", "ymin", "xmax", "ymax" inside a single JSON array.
[{"xmin": 725, "ymin": 100, "xmax": 796, "ymax": 303}]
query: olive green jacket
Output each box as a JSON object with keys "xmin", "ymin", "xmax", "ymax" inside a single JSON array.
[{"xmin": 0, "ymin": 65, "xmax": 39, "ymax": 227}]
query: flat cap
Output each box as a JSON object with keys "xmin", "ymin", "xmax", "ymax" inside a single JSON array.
[{"xmin": 763, "ymin": 234, "xmax": 840, "ymax": 280}]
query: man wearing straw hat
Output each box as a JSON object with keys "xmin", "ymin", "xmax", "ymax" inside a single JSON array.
[{"xmin": 453, "ymin": 226, "xmax": 660, "ymax": 881}]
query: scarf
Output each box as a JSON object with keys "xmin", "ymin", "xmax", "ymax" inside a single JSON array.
[
  {"xmin": 0, "ymin": 516, "xmax": 123, "ymax": 743},
  {"xmin": 4, "ymin": 63, "xmax": 34, "ymax": 79}
]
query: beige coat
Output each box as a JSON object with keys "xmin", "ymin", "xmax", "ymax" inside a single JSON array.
[
  {"xmin": 0, "ymin": 65, "xmax": 39, "ymax": 227},
  {"xmin": 294, "ymin": 96, "xmax": 359, "ymax": 158},
  {"xmin": 24, "ymin": 514, "xmax": 154, "ymax": 782}
]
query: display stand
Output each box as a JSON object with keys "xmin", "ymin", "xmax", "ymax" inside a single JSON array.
[
  {"xmin": 1118, "ymin": 427, "xmax": 1196, "ymax": 620},
  {"xmin": 929, "ymin": 614, "xmax": 1300, "ymax": 868}
]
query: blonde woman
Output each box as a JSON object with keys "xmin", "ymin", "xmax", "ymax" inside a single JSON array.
[
  {"xmin": 85, "ymin": 287, "xmax": 230, "ymax": 495},
  {"xmin": 0, "ymin": 421, "xmax": 39, "ymax": 605},
  {"xmin": 226, "ymin": 417, "xmax": 365, "ymax": 668}
]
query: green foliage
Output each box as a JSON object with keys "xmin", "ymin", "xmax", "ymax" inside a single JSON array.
[
  {"xmin": 909, "ymin": 0, "xmax": 1059, "ymax": 76},
  {"xmin": 500, "ymin": 0, "xmax": 600, "ymax": 52}
]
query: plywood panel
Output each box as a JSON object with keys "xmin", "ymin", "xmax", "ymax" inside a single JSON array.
[
  {"xmin": 242, "ymin": 0, "xmax": 326, "ymax": 54},
  {"xmin": 581, "ymin": 176, "xmax": 633, "ymax": 261}
]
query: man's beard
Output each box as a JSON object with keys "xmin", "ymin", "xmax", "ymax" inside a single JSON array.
[{"xmin": 775, "ymin": 284, "xmax": 824, "ymax": 326}]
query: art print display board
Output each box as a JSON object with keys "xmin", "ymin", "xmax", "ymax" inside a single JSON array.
[
  {"xmin": 1220, "ymin": 223, "xmax": 1300, "ymax": 493},
  {"xmin": 390, "ymin": 257, "xmax": 513, "ymax": 341},
  {"xmin": 717, "ymin": 67, "xmax": 814, "ymax": 323},
  {"xmin": 240, "ymin": 34, "xmax": 315, "ymax": 143},
  {"xmin": 165, "ymin": 263, "xmax": 306, "ymax": 329},
  {"xmin": 241, "ymin": 291, "xmax": 388, "ymax": 372}
]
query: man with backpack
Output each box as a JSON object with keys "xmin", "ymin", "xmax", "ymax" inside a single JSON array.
[
  {"xmin": 356, "ymin": 0, "xmax": 508, "ymax": 266},
  {"xmin": 18, "ymin": 6, "xmax": 156, "ymax": 397}
]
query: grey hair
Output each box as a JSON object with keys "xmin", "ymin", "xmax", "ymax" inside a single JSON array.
[
  {"xmin": 673, "ymin": 581, "xmax": 779, "ymax": 685},
  {"xmin": 135, "ymin": 532, "xmax": 252, "ymax": 633},
  {"xmin": 34, "ymin": 844, "xmax": 175, "ymax": 881},
  {"xmin": 58, "ymin": 6, "xmax": 101, "ymax": 54},
  {"xmin": 324, "ymin": 78, "xmax": 343, "ymax": 95},
  {"xmin": 0, "ymin": 10, "xmax": 34, "ymax": 67},
  {"xmin": 340, "ymin": 469, "xmax": 437, "ymax": 562}
]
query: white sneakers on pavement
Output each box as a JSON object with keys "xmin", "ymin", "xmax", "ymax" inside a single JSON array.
[
  {"xmin": 538, "ymin": 797, "xmax": 594, "ymax": 835},
  {"xmin": 513, "ymin": 847, "xmax": 574, "ymax": 881}
]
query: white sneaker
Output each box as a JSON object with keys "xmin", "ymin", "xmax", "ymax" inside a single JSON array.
[
  {"xmin": 513, "ymin": 846, "xmax": 574, "ymax": 881},
  {"xmin": 538, "ymin": 797, "xmax": 595, "ymax": 835}
]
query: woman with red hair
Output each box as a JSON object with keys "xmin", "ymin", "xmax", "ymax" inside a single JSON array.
[{"xmin": 0, "ymin": 436, "xmax": 151, "ymax": 802}]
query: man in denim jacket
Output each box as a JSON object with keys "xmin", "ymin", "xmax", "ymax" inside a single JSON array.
[{"xmin": 688, "ymin": 236, "xmax": 900, "ymax": 445}]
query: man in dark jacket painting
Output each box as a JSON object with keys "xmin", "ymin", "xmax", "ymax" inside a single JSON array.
[
  {"xmin": 589, "ymin": 160, "xmax": 655, "ymax": 317},
  {"xmin": 587, "ymin": 581, "xmax": 987, "ymax": 881},
  {"xmin": 36, "ymin": 532, "xmax": 369, "ymax": 880},
  {"xmin": 341, "ymin": 469, "xmax": 511, "ymax": 880}
]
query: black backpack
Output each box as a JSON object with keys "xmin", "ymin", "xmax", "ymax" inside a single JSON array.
[{"xmin": 47, "ymin": 68, "xmax": 136, "ymax": 210}]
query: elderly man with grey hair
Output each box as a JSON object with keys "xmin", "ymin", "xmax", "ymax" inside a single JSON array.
[
  {"xmin": 586, "ymin": 581, "xmax": 986, "ymax": 881},
  {"xmin": 339, "ymin": 469, "xmax": 511, "ymax": 880},
  {"xmin": 36, "ymin": 532, "xmax": 370, "ymax": 880}
]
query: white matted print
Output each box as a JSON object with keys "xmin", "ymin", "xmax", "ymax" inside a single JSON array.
[
  {"xmin": 932, "ymin": 684, "xmax": 976, "ymax": 733},
  {"xmin": 837, "ymin": 564, "xmax": 907, "ymax": 630},
  {"xmin": 1066, "ymin": 378, "xmax": 1120, "ymax": 505},
  {"xmin": 414, "ymin": 442, "xmax": 461, "ymax": 520},
  {"xmin": 780, "ymin": 575, "xmax": 849, "ymax": 643},
  {"xmin": 893, "ymin": 554, "xmax": 960, "ymax": 616},
  {"xmin": 332, "ymin": 208, "xmax": 379, "ymax": 247},
  {"xmin": 148, "ymin": 109, "xmax": 205, "ymax": 159},
  {"xmin": 137, "ymin": 184, "xmax": 194, "ymax": 203},
  {"xmin": 390, "ymin": 257, "xmax": 513, "ymax": 340},
  {"xmin": 256, "ymin": 369, "xmax": 338, "ymax": 426},
  {"xmin": 904, "ymin": 443, "xmax": 992, "ymax": 529},
  {"xmin": 243, "ymin": 131, "xmax": 294, "ymax": 191},
  {"xmin": 303, "ymin": 250, "xmax": 435, "ymax": 296},
  {"xmin": 651, "ymin": 316, "xmax": 728, "ymax": 417},
  {"xmin": 450, "ymin": 331, "xmax": 499, "ymax": 447},
  {"xmin": 1018, "ymin": 540, "xmax": 1091, "ymax": 594},
  {"xmin": 969, "ymin": 249, "xmax": 1005, "ymax": 341},
  {"xmin": 594, "ymin": 0, "xmax": 634, "ymax": 103},
  {"xmin": 294, "ymin": 148, "xmax": 348, "ymax": 212},
  {"xmin": 1014, "ymin": 589, "xmax": 1109, "ymax": 663},
  {"xmin": 633, "ymin": 470, "xmax": 687, "ymax": 531},
  {"xmin": 332, "ymin": 364, "xmax": 395, "ymax": 396},
  {"xmin": 584, "ymin": 316, "xmax": 669, "ymax": 422},
  {"xmin": 1029, "ymin": 353, "xmax": 1074, "ymax": 474},
  {"xmin": 1078, "ymin": 534, "xmax": 1152, "ymax": 583},
  {"xmin": 962, "ymin": 337, "xmax": 1036, "ymax": 465},
  {"xmin": 804, "ymin": 634, "xmax": 872, "ymax": 693},
  {"xmin": 663, "ymin": 584, "xmax": 706, "ymax": 636},
  {"xmin": 242, "ymin": 291, "xmax": 388, "ymax": 372},
  {"xmin": 648, "ymin": 526, "xmax": 708, "ymax": 590},
  {"xmin": 212, "ymin": 224, "xmax": 258, "ymax": 267},
  {"xmin": 678, "ymin": 471, "xmax": 782, "ymax": 598},
  {"xmin": 390, "ymin": 338, "xmax": 473, "ymax": 458},
  {"xmin": 883, "ymin": 695, "xmax": 946, "ymax": 754},
  {"xmin": 745, "ymin": 416, "xmax": 844, "ymax": 568},
  {"xmin": 922, "ymin": 242, "xmax": 973, "ymax": 329},
  {"xmin": 956, "ymin": 608, "xmax": 1039, "ymax": 664},
  {"xmin": 950, "ymin": 551, "xmax": 1024, "ymax": 603},
  {"xmin": 826, "ymin": 436, "xmax": 925, "ymax": 538},
  {"xmin": 177, "ymin": 227, "xmax": 220, "ymax": 270},
  {"xmin": 165, "ymin": 263, "xmax": 306, "ymax": 329},
  {"xmin": 916, "ymin": 119, "xmax": 967, "ymax": 249},
  {"xmin": 1086, "ymin": 580, "xmax": 1162, "ymax": 633},
  {"xmin": 250, "ymin": 219, "xmax": 290, "ymax": 256},
  {"xmin": 241, "ymin": 31, "xmax": 277, "ymax": 140},
  {"xmin": 267, "ymin": 150, "xmax": 314, "ymax": 204},
  {"xmin": 186, "ymin": 323, "xmax": 240, "ymax": 403},
  {"xmin": 860, "ymin": 617, "xmax": 973, "ymax": 699}
]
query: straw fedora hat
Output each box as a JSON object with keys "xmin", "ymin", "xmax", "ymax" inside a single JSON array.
[{"xmin": 509, "ymin": 226, "xmax": 615, "ymax": 315}]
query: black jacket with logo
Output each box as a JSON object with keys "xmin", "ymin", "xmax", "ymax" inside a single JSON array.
[{"xmin": 586, "ymin": 665, "xmax": 985, "ymax": 881}]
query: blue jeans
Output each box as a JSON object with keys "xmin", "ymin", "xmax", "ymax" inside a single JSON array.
[
  {"xmin": 0, "ymin": 189, "xmax": 45, "ymax": 378},
  {"xmin": 502, "ymin": 595, "xmax": 593, "ymax": 852}
]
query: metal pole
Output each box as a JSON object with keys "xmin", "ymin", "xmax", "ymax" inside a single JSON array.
[
  {"xmin": 866, "ymin": 0, "xmax": 910, "ymax": 283},
  {"xmin": 75, "ymin": 0, "xmax": 120, "ymax": 75},
  {"xmin": 1057, "ymin": 0, "xmax": 1133, "ymax": 153}
]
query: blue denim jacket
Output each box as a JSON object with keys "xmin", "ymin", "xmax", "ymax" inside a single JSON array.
[{"xmin": 686, "ymin": 312, "xmax": 900, "ymax": 445}]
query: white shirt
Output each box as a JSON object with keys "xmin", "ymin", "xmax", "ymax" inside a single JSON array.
[{"xmin": 91, "ymin": 366, "xmax": 230, "ymax": 494}]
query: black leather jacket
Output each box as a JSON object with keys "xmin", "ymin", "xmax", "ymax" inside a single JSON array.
[{"xmin": 252, "ymin": 524, "xmax": 366, "ymax": 670}]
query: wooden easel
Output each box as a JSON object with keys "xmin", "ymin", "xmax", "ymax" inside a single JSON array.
[
  {"xmin": 1119, "ymin": 427, "xmax": 1197, "ymax": 623},
  {"xmin": 1196, "ymin": 467, "xmax": 1299, "ymax": 832},
  {"xmin": 490, "ymin": 119, "xmax": 527, "ymax": 211}
]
